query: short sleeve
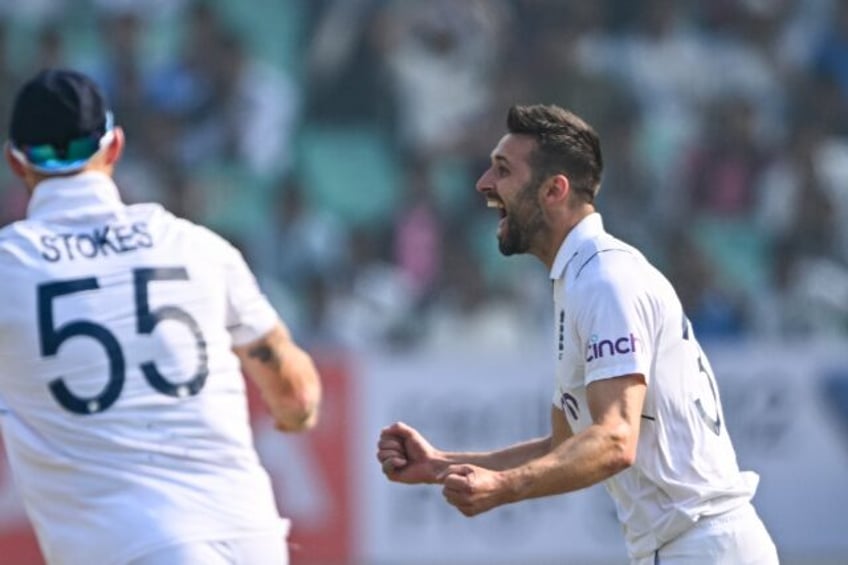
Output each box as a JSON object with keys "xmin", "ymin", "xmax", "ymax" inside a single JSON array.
[
  {"xmin": 551, "ymin": 387, "xmax": 562, "ymax": 411},
  {"xmin": 222, "ymin": 244, "xmax": 280, "ymax": 346},
  {"xmin": 573, "ymin": 275, "xmax": 656, "ymax": 386}
]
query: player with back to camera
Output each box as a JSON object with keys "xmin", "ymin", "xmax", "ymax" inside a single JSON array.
[
  {"xmin": 0, "ymin": 69, "xmax": 322, "ymax": 565},
  {"xmin": 377, "ymin": 104, "xmax": 779, "ymax": 564}
]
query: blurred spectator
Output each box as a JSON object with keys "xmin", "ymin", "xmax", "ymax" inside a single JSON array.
[
  {"xmin": 594, "ymin": 105, "xmax": 660, "ymax": 261},
  {"xmin": 577, "ymin": 0, "xmax": 708, "ymax": 115},
  {"xmin": 821, "ymin": 370, "xmax": 848, "ymax": 453},
  {"xmin": 757, "ymin": 122, "xmax": 815, "ymax": 237},
  {"xmin": 425, "ymin": 226, "xmax": 529, "ymax": 352},
  {"xmin": 0, "ymin": 22, "xmax": 16, "ymax": 143},
  {"xmin": 666, "ymin": 230, "xmax": 748, "ymax": 340},
  {"xmin": 679, "ymin": 97, "xmax": 775, "ymax": 327},
  {"xmin": 685, "ymin": 97, "xmax": 770, "ymax": 219},
  {"xmin": 698, "ymin": 4, "xmax": 784, "ymax": 140},
  {"xmin": 393, "ymin": 158, "xmax": 443, "ymax": 303},
  {"xmin": 181, "ymin": 27, "xmax": 300, "ymax": 178},
  {"xmin": 575, "ymin": 0, "xmax": 711, "ymax": 222},
  {"xmin": 374, "ymin": 0, "xmax": 507, "ymax": 162},
  {"xmin": 770, "ymin": 248, "xmax": 848, "ymax": 336},
  {"xmin": 328, "ymin": 226, "xmax": 418, "ymax": 351},
  {"xmin": 33, "ymin": 23, "xmax": 64, "ymax": 69},
  {"xmin": 813, "ymin": 1, "xmax": 848, "ymax": 99},
  {"xmin": 296, "ymin": 273, "xmax": 349, "ymax": 352},
  {"xmin": 89, "ymin": 11, "xmax": 148, "ymax": 142},
  {"xmin": 147, "ymin": 0, "xmax": 221, "ymax": 129},
  {"xmin": 304, "ymin": 0, "xmax": 390, "ymax": 125},
  {"xmin": 754, "ymin": 120, "xmax": 848, "ymax": 335},
  {"xmin": 513, "ymin": 1, "xmax": 625, "ymax": 129},
  {"xmin": 0, "ymin": 0, "xmax": 843, "ymax": 350},
  {"xmin": 91, "ymin": 0, "xmax": 190, "ymax": 17},
  {"xmin": 0, "ymin": 0, "xmax": 68, "ymax": 23},
  {"xmin": 271, "ymin": 175, "xmax": 349, "ymax": 296},
  {"xmin": 814, "ymin": 137, "xmax": 848, "ymax": 260}
]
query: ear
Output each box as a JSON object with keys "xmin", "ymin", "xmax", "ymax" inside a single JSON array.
[
  {"xmin": 542, "ymin": 173, "xmax": 570, "ymax": 204},
  {"xmin": 4, "ymin": 142, "xmax": 27, "ymax": 179},
  {"xmin": 104, "ymin": 126, "xmax": 125, "ymax": 165}
]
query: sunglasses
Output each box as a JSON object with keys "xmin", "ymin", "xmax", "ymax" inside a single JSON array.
[{"xmin": 9, "ymin": 111, "xmax": 116, "ymax": 174}]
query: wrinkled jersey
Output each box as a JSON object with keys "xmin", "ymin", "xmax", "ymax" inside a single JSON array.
[
  {"xmin": 550, "ymin": 213, "xmax": 757, "ymax": 559},
  {"xmin": 0, "ymin": 172, "xmax": 285, "ymax": 565}
]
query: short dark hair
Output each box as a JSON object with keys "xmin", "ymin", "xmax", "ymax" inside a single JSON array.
[{"xmin": 506, "ymin": 104, "xmax": 603, "ymax": 203}]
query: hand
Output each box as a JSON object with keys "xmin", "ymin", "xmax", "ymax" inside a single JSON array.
[
  {"xmin": 273, "ymin": 407, "xmax": 318, "ymax": 432},
  {"xmin": 376, "ymin": 421, "xmax": 442, "ymax": 484},
  {"xmin": 270, "ymin": 395, "xmax": 319, "ymax": 432},
  {"xmin": 438, "ymin": 464, "xmax": 510, "ymax": 517}
]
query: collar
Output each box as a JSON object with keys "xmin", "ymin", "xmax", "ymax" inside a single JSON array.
[
  {"xmin": 549, "ymin": 212, "xmax": 606, "ymax": 280},
  {"xmin": 27, "ymin": 171, "xmax": 123, "ymax": 220}
]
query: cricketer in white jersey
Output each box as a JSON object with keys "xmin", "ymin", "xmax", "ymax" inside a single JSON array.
[
  {"xmin": 377, "ymin": 104, "xmax": 778, "ymax": 564},
  {"xmin": 0, "ymin": 69, "xmax": 322, "ymax": 565},
  {"xmin": 552, "ymin": 212, "xmax": 775, "ymax": 561}
]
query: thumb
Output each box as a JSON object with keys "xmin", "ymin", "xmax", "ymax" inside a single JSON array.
[{"xmin": 436, "ymin": 464, "xmax": 473, "ymax": 483}]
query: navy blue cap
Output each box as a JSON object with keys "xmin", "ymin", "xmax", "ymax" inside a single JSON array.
[{"xmin": 8, "ymin": 69, "xmax": 113, "ymax": 173}]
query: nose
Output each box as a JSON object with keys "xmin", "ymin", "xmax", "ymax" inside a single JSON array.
[{"xmin": 475, "ymin": 168, "xmax": 493, "ymax": 194}]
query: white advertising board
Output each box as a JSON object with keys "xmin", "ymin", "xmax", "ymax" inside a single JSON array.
[{"xmin": 356, "ymin": 340, "xmax": 848, "ymax": 564}]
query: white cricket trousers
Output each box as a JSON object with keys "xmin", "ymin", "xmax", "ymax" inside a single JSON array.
[
  {"xmin": 633, "ymin": 503, "xmax": 779, "ymax": 565},
  {"xmin": 127, "ymin": 533, "xmax": 288, "ymax": 565}
]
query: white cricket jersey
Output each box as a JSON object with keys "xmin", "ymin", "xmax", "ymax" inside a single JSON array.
[
  {"xmin": 0, "ymin": 172, "xmax": 287, "ymax": 565},
  {"xmin": 550, "ymin": 213, "xmax": 758, "ymax": 559}
]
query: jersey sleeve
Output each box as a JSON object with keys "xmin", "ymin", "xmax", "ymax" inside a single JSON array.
[
  {"xmin": 221, "ymin": 244, "xmax": 281, "ymax": 347},
  {"xmin": 573, "ymin": 272, "xmax": 656, "ymax": 386}
]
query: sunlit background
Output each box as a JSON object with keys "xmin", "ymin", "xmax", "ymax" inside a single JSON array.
[{"xmin": 0, "ymin": 1, "xmax": 847, "ymax": 564}]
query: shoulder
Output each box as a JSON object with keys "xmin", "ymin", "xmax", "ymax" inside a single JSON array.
[
  {"xmin": 132, "ymin": 204, "xmax": 239, "ymax": 257},
  {"xmin": 571, "ymin": 233, "xmax": 644, "ymax": 287},
  {"xmin": 565, "ymin": 232, "xmax": 667, "ymax": 312},
  {"xmin": 180, "ymin": 220, "xmax": 241, "ymax": 259},
  {"xmin": 0, "ymin": 219, "xmax": 44, "ymax": 268},
  {"xmin": 568, "ymin": 233, "xmax": 677, "ymax": 320},
  {"xmin": 0, "ymin": 216, "xmax": 32, "ymax": 241},
  {"xmin": 0, "ymin": 225, "xmax": 17, "ymax": 266},
  {"xmin": 0, "ymin": 221, "xmax": 17, "ymax": 244}
]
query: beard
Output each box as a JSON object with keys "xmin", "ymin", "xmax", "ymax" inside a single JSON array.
[{"xmin": 498, "ymin": 178, "xmax": 546, "ymax": 256}]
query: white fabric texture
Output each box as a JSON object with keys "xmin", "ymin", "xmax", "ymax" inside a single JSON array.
[
  {"xmin": 550, "ymin": 213, "xmax": 762, "ymax": 559},
  {"xmin": 0, "ymin": 172, "xmax": 285, "ymax": 565}
]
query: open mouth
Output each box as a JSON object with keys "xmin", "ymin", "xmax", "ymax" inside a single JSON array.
[
  {"xmin": 487, "ymin": 199, "xmax": 508, "ymax": 236},
  {"xmin": 486, "ymin": 199, "xmax": 506, "ymax": 217}
]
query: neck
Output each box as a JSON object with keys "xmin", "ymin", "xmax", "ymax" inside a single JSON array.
[
  {"xmin": 535, "ymin": 205, "xmax": 595, "ymax": 270},
  {"xmin": 26, "ymin": 162, "xmax": 113, "ymax": 194}
]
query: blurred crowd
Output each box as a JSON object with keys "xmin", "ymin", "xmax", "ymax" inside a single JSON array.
[{"xmin": 1, "ymin": 0, "xmax": 847, "ymax": 353}]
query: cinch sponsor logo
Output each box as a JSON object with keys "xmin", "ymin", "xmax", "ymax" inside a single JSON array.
[{"xmin": 585, "ymin": 333, "xmax": 641, "ymax": 362}]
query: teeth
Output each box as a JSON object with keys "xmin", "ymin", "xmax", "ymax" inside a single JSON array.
[{"xmin": 486, "ymin": 200, "xmax": 504, "ymax": 209}]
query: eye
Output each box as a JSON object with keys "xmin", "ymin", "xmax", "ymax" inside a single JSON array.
[{"xmin": 496, "ymin": 165, "xmax": 509, "ymax": 178}]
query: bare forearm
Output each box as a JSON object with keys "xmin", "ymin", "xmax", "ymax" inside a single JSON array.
[
  {"xmin": 441, "ymin": 436, "xmax": 552, "ymax": 473},
  {"xmin": 261, "ymin": 343, "xmax": 321, "ymax": 430},
  {"xmin": 502, "ymin": 423, "xmax": 632, "ymax": 503},
  {"xmin": 437, "ymin": 378, "xmax": 644, "ymax": 517},
  {"xmin": 237, "ymin": 325, "xmax": 322, "ymax": 432}
]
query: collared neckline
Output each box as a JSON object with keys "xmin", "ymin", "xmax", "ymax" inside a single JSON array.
[
  {"xmin": 549, "ymin": 212, "xmax": 605, "ymax": 280},
  {"xmin": 27, "ymin": 171, "xmax": 123, "ymax": 220}
]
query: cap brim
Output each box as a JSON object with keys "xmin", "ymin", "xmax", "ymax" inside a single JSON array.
[{"xmin": 27, "ymin": 159, "xmax": 90, "ymax": 174}]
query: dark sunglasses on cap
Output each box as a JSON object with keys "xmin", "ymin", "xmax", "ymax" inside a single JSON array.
[{"xmin": 8, "ymin": 111, "xmax": 115, "ymax": 174}]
